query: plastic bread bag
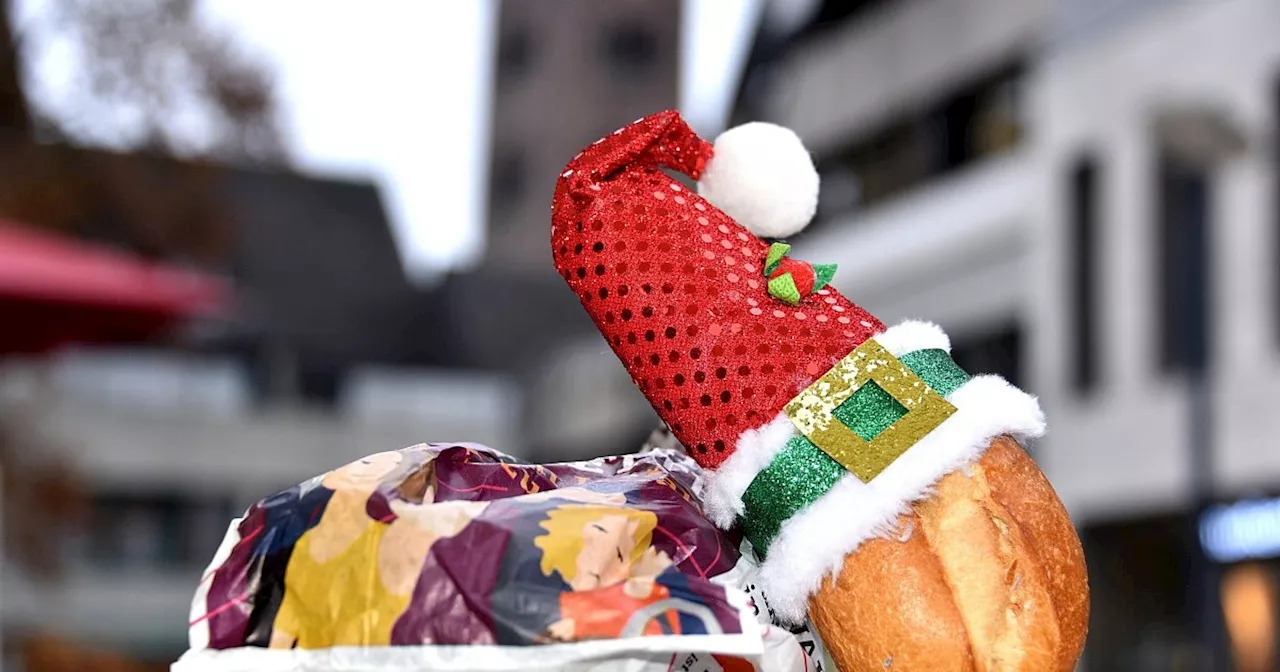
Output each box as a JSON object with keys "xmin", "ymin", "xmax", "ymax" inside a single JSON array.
[{"xmin": 175, "ymin": 443, "xmax": 818, "ymax": 671}]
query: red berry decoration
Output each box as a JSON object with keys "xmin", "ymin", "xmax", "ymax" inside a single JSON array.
[{"xmin": 763, "ymin": 243, "xmax": 836, "ymax": 306}]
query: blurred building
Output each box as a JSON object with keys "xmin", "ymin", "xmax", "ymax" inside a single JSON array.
[
  {"xmin": 216, "ymin": 168, "xmax": 454, "ymax": 400},
  {"xmin": 2, "ymin": 1, "xmax": 690, "ymax": 659},
  {"xmin": 447, "ymin": 0, "xmax": 686, "ymax": 462},
  {"xmin": 485, "ymin": 0, "xmax": 682, "ymax": 272},
  {"xmin": 734, "ymin": 0, "xmax": 1280, "ymax": 668},
  {"xmin": 0, "ymin": 159, "xmax": 518, "ymax": 668},
  {"xmin": 735, "ymin": 0, "xmax": 1040, "ymax": 395},
  {"xmin": 1034, "ymin": 2, "xmax": 1278, "ymax": 668}
]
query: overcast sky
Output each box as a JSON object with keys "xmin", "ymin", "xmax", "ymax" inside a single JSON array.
[{"xmin": 181, "ymin": 0, "xmax": 764, "ymax": 283}]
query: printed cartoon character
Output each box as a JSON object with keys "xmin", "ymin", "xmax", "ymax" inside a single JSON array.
[
  {"xmin": 269, "ymin": 450, "xmax": 487, "ymax": 649},
  {"xmin": 391, "ymin": 485, "xmax": 635, "ymax": 646},
  {"xmin": 533, "ymin": 504, "xmax": 695, "ymax": 642}
]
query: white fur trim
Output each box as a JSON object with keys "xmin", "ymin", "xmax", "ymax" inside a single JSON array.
[
  {"xmin": 757, "ymin": 374, "xmax": 1046, "ymax": 624},
  {"xmin": 697, "ymin": 122, "xmax": 818, "ymax": 239},
  {"xmin": 702, "ymin": 414, "xmax": 796, "ymax": 528},
  {"xmin": 874, "ymin": 320, "xmax": 951, "ymax": 356}
]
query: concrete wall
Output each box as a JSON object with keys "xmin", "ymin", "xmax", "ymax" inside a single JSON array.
[
  {"xmin": 794, "ymin": 154, "xmax": 1033, "ymax": 345},
  {"xmin": 763, "ymin": 0, "xmax": 1052, "ymax": 147},
  {"xmin": 0, "ymin": 352, "xmax": 521, "ymax": 496},
  {"xmin": 1029, "ymin": 0, "xmax": 1280, "ymax": 521},
  {"xmin": 749, "ymin": 0, "xmax": 1045, "ymax": 374}
]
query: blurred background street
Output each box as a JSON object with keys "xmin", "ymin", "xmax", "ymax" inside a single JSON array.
[{"xmin": 0, "ymin": 0, "xmax": 1278, "ymax": 669}]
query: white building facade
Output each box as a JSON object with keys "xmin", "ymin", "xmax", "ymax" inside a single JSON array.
[
  {"xmin": 0, "ymin": 350, "xmax": 519, "ymax": 665},
  {"xmin": 749, "ymin": 0, "xmax": 1280, "ymax": 524},
  {"xmin": 740, "ymin": 0, "xmax": 1280, "ymax": 667},
  {"xmin": 1031, "ymin": 0, "xmax": 1280, "ymax": 522}
]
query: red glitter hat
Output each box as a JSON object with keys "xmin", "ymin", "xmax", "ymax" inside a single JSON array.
[
  {"xmin": 552, "ymin": 111, "xmax": 1051, "ymax": 628},
  {"xmin": 550, "ymin": 111, "xmax": 883, "ymax": 470}
]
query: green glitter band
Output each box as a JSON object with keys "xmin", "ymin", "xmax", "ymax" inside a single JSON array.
[
  {"xmin": 899, "ymin": 349, "xmax": 969, "ymax": 397},
  {"xmin": 741, "ymin": 348, "xmax": 969, "ymax": 557}
]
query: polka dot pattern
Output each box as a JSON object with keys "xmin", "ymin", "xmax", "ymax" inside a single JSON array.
[{"xmin": 551, "ymin": 110, "xmax": 884, "ymax": 470}]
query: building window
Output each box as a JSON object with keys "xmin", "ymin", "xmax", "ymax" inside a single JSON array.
[
  {"xmin": 82, "ymin": 492, "xmax": 237, "ymax": 570},
  {"xmin": 1157, "ymin": 155, "xmax": 1212, "ymax": 373},
  {"xmin": 602, "ymin": 22, "xmax": 657, "ymax": 78},
  {"xmin": 1068, "ymin": 156, "xmax": 1100, "ymax": 394},
  {"xmin": 951, "ymin": 323, "xmax": 1023, "ymax": 390},
  {"xmin": 972, "ymin": 77, "xmax": 1024, "ymax": 157},
  {"xmin": 298, "ymin": 362, "xmax": 343, "ymax": 407},
  {"xmin": 813, "ymin": 62, "xmax": 1025, "ymax": 225},
  {"xmin": 781, "ymin": 0, "xmax": 900, "ymax": 42},
  {"xmin": 1079, "ymin": 513, "xmax": 1197, "ymax": 670},
  {"xmin": 497, "ymin": 27, "xmax": 533, "ymax": 81},
  {"xmin": 817, "ymin": 165, "xmax": 860, "ymax": 218},
  {"xmin": 807, "ymin": 0, "xmax": 897, "ymax": 29},
  {"xmin": 490, "ymin": 148, "xmax": 526, "ymax": 212}
]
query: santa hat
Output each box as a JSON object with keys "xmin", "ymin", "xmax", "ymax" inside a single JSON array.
[{"xmin": 551, "ymin": 111, "xmax": 1046, "ymax": 623}]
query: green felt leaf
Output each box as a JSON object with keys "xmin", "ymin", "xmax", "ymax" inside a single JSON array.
[
  {"xmin": 764, "ymin": 242, "xmax": 790, "ymax": 277},
  {"xmin": 767, "ymin": 272, "xmax": 801, "ymax": 306},
  {"xmin": 812, "ymin": 263, "xmax": 838, "ymax": 291}
]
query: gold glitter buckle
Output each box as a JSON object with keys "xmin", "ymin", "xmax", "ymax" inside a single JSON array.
[{"xmin": 783, "ymin": 339, "xmax": 957, "ymax": 482}]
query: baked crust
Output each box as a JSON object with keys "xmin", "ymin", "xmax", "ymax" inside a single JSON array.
[
  {"xmin": 979, "ymin": 436, "xmax": 1090, "ymax": 671},
  {"xmin": 808, "ymin": 436, "xmax": 1089, "ymax": 671},
  {"xmin": 811, "ymin": 513, "xmax": 978, "ymax": 671}
]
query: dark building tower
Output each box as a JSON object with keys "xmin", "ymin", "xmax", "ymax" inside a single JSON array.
[
  {"xmin": 486, "ymin": 0, "xmax": 682, "ymax": 271},
  {"xmin": 446, "ymin": 0, "xmax": 684, "ymax": 460}
]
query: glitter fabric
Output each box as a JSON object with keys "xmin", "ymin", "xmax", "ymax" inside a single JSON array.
[
  {"xmin": 835, "ymin": 381, "xmax": 905, "ymax": 440},
  {"xmin": 741, "ymin": 434, "xmax": 843, "ymax": 556},
  {"xmin": 551, "ymin": 111, "xmax": 883, "ymax": 471},
  {"xmin": 742, "ymin": 348, "xmax": 972, "ymax": 555},
  {"xmin": 899, "ymin": 349, "xmax": 969, "ymax": 397},
  {"xmin": 827, "ymin": 349, "xmax": 970, "ymax": 442},
  {"xmin": 811, "ymin": 264, "xmax": 837, "ymax": 291},
  {"xmin": 785, "ymin": 339, "xmax": 956, "ymax": 482}
]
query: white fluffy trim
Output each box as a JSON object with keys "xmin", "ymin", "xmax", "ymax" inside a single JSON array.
[
  {"xmin": 873, "ymin": 319, "xmax": 951, "ymax": 356},
  {"xmin": 701, "ymin": 320, "xmax": 1047, "ymax": 625}
]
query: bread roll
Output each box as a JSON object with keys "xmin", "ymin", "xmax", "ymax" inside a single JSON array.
[{"xmin": 810, "ymin": 436, "xmax": 1088, "ymax": 671}]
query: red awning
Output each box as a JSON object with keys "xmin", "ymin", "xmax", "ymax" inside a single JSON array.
[{"xmin": 0, "ymin": 221, "xmax": 232, "ymax": 354}]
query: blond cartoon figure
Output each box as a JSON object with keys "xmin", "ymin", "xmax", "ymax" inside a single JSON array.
[
  {"xmin": 269, "ymin": 450, "xmax": 487, "ymax": 649},
  {"xmin": 531, "ymin": 504, "xmax": 694, "ymax": 642}
]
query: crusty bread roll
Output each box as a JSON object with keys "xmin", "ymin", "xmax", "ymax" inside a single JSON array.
[{"xmin": 810, "ymin": 436, "xmax": 1088, "ymax": 671}]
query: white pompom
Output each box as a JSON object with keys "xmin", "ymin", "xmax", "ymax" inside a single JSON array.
[{"xmin": 697, "ymin": 122, "xmax": 819, "ymax": 239}]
